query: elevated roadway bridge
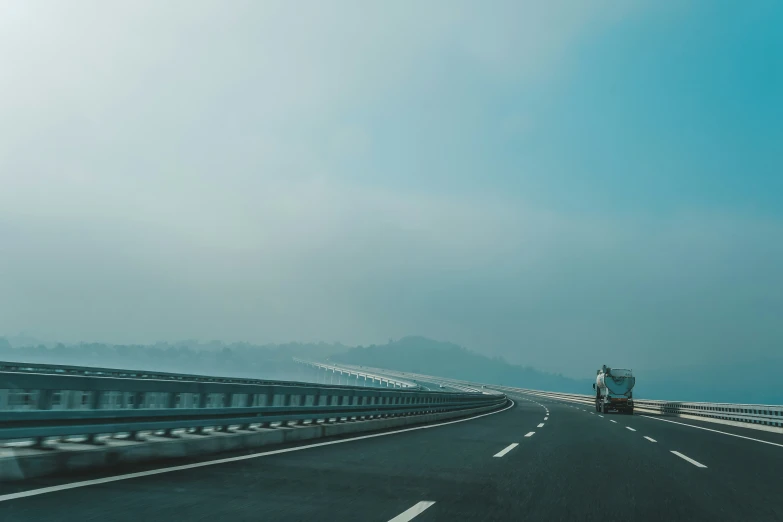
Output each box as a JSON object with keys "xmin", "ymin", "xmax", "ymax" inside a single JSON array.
[{"xmin": 0, "ymin": 360, "xmax": 780, "ymax": 521}]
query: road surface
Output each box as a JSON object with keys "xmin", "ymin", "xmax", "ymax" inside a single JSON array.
[{"xmin": 1, "ymin": 390, "xmax": 781, "ymax": 521}]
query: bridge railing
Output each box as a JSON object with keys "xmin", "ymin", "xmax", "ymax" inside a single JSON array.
[
  {"xmin": 0, "ymin": 361, "xmax": 506, "ymax": 446},
  {"xmin": 292, "ymin": 358, "xmax": 418, "ymax": 389}
]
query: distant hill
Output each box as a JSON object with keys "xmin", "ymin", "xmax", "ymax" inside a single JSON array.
[
  {"xmin": 331, "ymin": 336, "xmax": 592, "ymax": 394},
  {"xmin": 2, "ymin": 335, "xmax": 779, "ymax": 404}
]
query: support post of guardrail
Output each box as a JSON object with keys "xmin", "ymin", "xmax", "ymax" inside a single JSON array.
[
  {"xmin": 84, "ymin": 391, "xmax": 106, "ymax": 445},
  {"xmin": 127, "ymin": 391, "xmax": 146, "ymax": 441},
  {"xmin": 336, "ymin": 396, "xmax": 348, "ymax": 423},
  {"xmin": 216, "ymin": 392, "xmax": 236, "ymax": 432},
  {"xmin": 292, "ymin": 394, "xmax": 306, "ymax": 425},
  {"xmin": 29, "ymin": 389, "xmax": 55, "ymax": 449},
  {"xmin": 189, "ymin": 391, "xmax": 211, "ymax": 435},
  {"xmin": 280, "ymin": 394, "xmax": 295, "ymax": 427},
  {"xmin": 36, "ymin": 389, "xmax": 52, "ymax": 410},
  {"xmin": 254, "ymin": 388, "xmax": 273, "ymax": 428},
  {"xmin": 312, "ymin": 390, "xmax": 322, "ymax": 423},
  {"xmin": 162, "ymin": 390, "xmax": 181, "ymax": 438}
]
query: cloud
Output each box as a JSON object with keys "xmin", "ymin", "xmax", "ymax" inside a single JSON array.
[
  {"xmin": 1, "ymin": 1, "xmax": 780, "ymax": 379},
  {"xmin": 0, "ymin": 0, "xmax": 639, "ymax": 169}
]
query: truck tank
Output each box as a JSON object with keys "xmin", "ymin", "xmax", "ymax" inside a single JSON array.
[{"xmin": 594, "ymin": 365, "xmax": 635, "ymax": 414}]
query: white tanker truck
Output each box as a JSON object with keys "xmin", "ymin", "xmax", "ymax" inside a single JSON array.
[{"xmin": 593, "ymin": 365, "xmax": 635, "ymax": 414}]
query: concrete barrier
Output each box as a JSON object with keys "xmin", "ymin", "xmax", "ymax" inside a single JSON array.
[{"xmin": 0, "ymin": 400, "xmax": 508, "ymax": 482}]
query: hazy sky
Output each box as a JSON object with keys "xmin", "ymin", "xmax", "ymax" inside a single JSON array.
[{"xmin": 1, "ymin": 1, "xmax": 781, "ymax": 377}]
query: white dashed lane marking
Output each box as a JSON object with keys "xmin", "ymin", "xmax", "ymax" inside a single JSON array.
[
  {"xmin": 389, "ymin": 501, "xmax": 436, "ymax": 521},
  {"xmin": 493, "ymin": 443, "xmax": 519, "ymax": 458},
  {"xmin": 671, "ymin": 451, "xmax": 707, "ymax": 468}
]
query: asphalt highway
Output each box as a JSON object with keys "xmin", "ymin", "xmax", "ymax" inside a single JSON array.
[{"xmin": 1, "ymin": 390, "xmax": 781, "ymax": 521}]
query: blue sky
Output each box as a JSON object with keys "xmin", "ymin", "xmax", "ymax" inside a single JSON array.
[
  {"xmin": 353, "ymin": 1, "xmax": 782, "ymax": 214},
  {"xmin": 0, "ymin": 1, "xmax": 781, "ymax": 377}
]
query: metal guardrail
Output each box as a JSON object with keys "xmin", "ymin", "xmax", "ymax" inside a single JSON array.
[
  {"xmin": 632, "ymin": 399, "xmax": 783, "ymax": 427},
  {"xmin": 490, "ymin": 388, "xmax": 783, "ymax": 428},
  {"xmin": 0, "ymin": 361, "xmax": 506, "ymax": 446}
]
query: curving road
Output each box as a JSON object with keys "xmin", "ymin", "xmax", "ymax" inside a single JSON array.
[{"xmin": 0, "ymin": 390, "xmax": 781, "ymax": 521}]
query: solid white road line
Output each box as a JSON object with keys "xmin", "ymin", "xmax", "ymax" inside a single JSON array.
[
  {"xmin": 626, "ymin": 427, "xmax": 636, "ymax": 431},
  {"xmin": 671, "ymin": 451, "xmax": 708, "ymax": 468},
  {"xmin": 644, "ymin": 436, "xmax": 657, "ymax": 443},
  {"xmin": 0, "ymin": 401, "xmax": 516, "ymax": 504},
  {"xmin": 493, "ymin": 443, "xmax": 519, "ymax": 458},
  {"xmin": 609, "ymin": 420, "xmax": 617, "ymax": 423},
  {"xmin": 537, "ymin": 423, "xmax": 545, "ymax": 428},
  {"xmin": 389, "ymin": 501, "xmax": 436, "ymax": 521},
  {"xmin": 525, "ymin": 431, "xmax": 535, "ymax": 437},
  {"xmin": 640, "ymin": 415, "xmax": 783, "ymax": 449}
]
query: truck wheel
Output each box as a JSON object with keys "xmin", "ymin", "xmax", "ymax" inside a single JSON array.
[{"xmin": 601, "ymin": 402, "xmax": 607, "ymax": 414}]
